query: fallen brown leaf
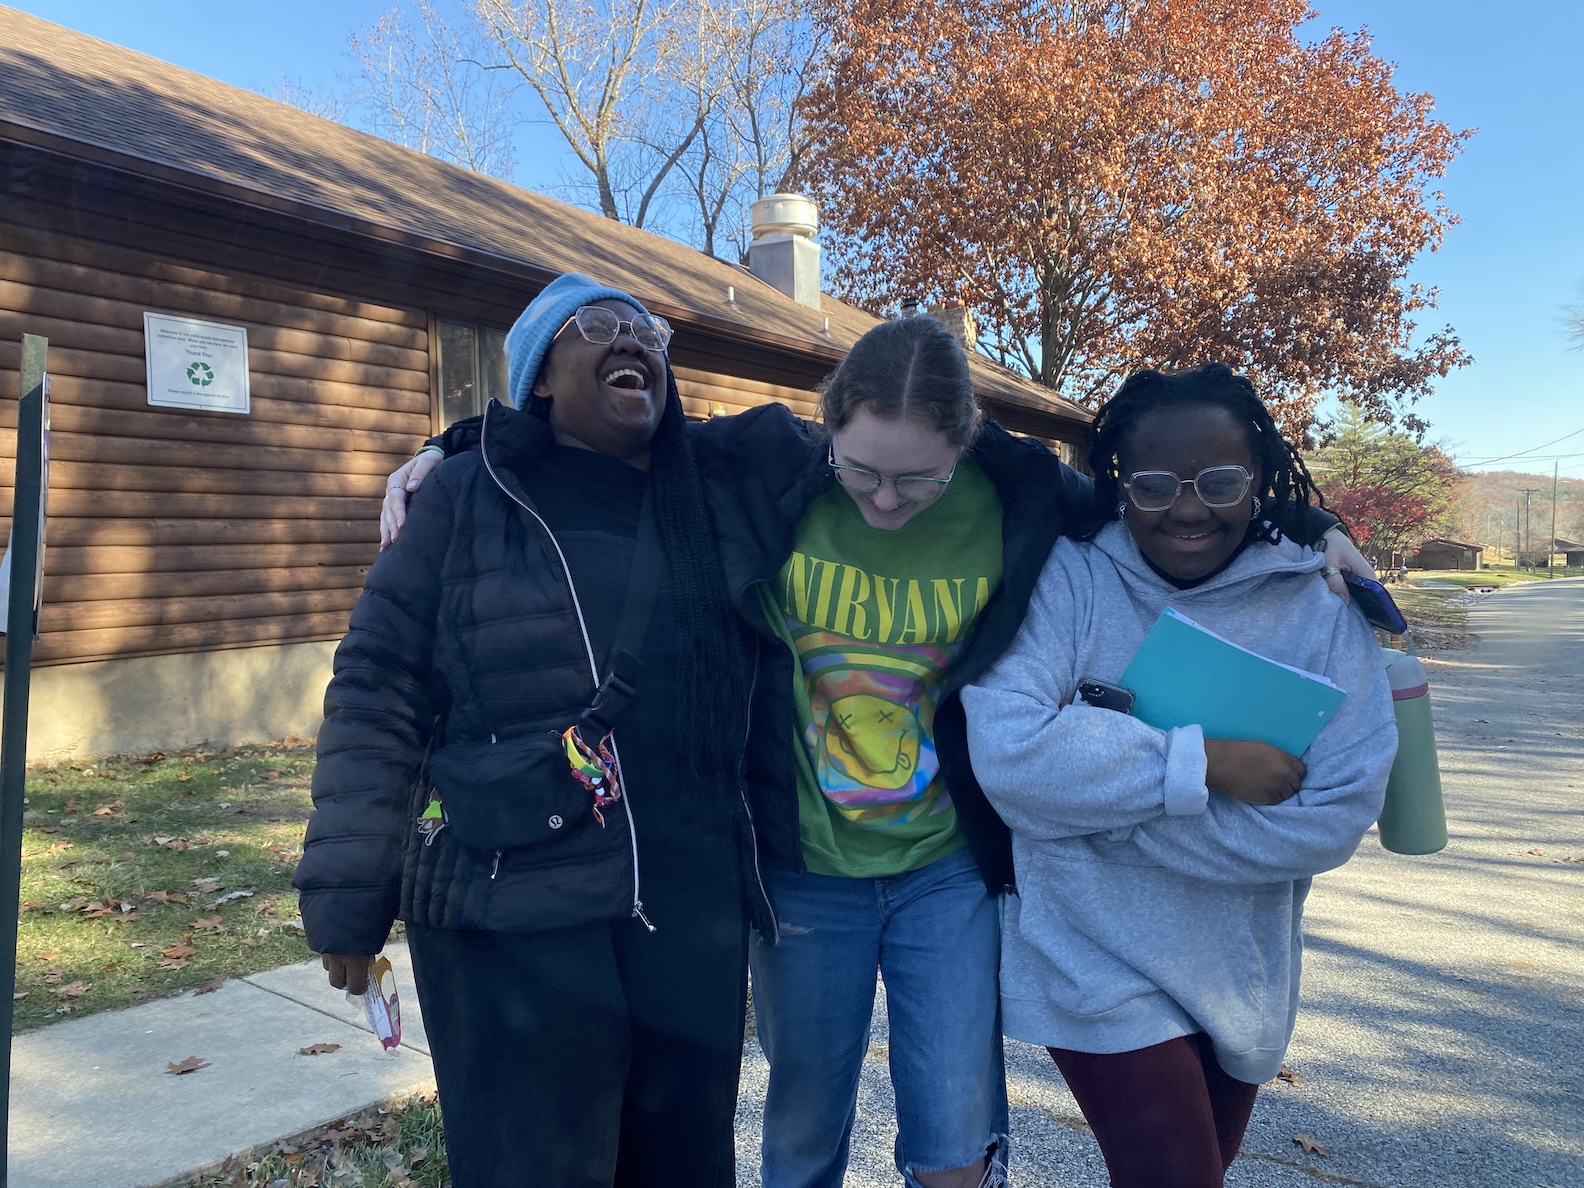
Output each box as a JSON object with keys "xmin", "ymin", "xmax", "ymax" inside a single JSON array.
[
  {"xmin": 158, "ymin": 957, "xmax": 189, "ymax": 970},
  {"xmin": 1292, "ymin": 1133, "xmax": 1331, "ymax": 1157},
  {"xmin": 192, "ymin": 916, "xmax": 223, "ymax": 931},
  {"xmin": 57, "ymin": 897, "xmax": 88, "ymax": 913},
  {"xmin": 194, "ymin": 977, "xmax": 226, "ymax": 995},
  {"xmin": 192, "ymin": 878, "xmax": 221, "ymax": 893},
  {"xmin": 1275, "ymin": 1064, "xmax": 1301, "ymax": 1085},
  {"xmin": 54, "ymin": 981, "xmax": 89, "ymax": 999},
  {"xmin": 146, "ymin": 891, "xmax": 191, "ymax": 905},
  {"xmin": 64, "ymin": 800, "xmax": 81, "ymax": 813},
  {"xmin": 165, "ymin": 1055, "xmax": 209, "ymax": 1075},
  {"xmin": 299, "ymin": 1042, "xmax": 341, "ymax": 1056},
  {"xmin": 162, "ymin": 943, "xmax": 198, "ymax": 960},
  {"xmin": 83, "ymin": 896, "xmax": 132, "ymax": 920},
  {"xmin": 142, "ymin": 751, "xmax": 167, "ymax": 765}
]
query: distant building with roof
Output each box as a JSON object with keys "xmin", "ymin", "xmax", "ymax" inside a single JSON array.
[
  {"xmin": 1547, "ymin": 539, "xmax": 1584, "ymax": 568},
  {"xmin": 0, "ymin": 6, "xmax": 1092, "ymax": 757},
  {"xmin": 1410, "ymin": 538, "xmax": 1484, "ymax": 571}
]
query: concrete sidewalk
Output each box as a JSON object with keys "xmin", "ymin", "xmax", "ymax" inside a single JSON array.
[{"xmin": 8, "ymin": 945, "xmax": 434, "ymax": 1188}]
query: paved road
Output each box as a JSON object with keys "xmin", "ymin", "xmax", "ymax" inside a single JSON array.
[{"xmin": 734, "ymin": 578, "xmax": 1584, "ymax": 1187}]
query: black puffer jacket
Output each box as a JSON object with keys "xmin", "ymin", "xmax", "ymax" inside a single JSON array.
[{"xmin": 298, "ymin": 404, "xmax": 678, "ymax": 955}]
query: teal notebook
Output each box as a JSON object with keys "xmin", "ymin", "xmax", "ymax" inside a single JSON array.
[{"xmin": 1119, "ymin": 607, "xmax": 1347, "ymax": 757}]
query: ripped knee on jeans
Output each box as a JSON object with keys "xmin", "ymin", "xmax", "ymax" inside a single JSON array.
[{"xmin": 905, "ymin": 1133, "xmax": 1009, "ymax": 1188}]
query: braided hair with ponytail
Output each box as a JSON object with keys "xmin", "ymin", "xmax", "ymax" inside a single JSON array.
[
  {"xmin": 645, "ymin": 377, "xmax": 752, "ymax": 831},
  {"xmin": 1086, "ymin": 364, "xmax": 1327, "ymax": 544}
]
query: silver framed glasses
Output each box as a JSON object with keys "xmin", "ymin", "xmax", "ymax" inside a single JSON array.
[
  {"xmin": 1123, "ymin": 465, "xmax": 1252, "ymax": 512},
  {"xmin": 562, "ymin": 305, "xmax": 673, "ymax": 352},
  {"xmin": 828, "ymin": 447, "xmax": 958, "ymax": 503}
]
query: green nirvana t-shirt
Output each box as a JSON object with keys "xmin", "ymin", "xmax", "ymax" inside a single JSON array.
[{"xmin": 764, "ymin": 458, "xmax": 1004, "ymax": 877}]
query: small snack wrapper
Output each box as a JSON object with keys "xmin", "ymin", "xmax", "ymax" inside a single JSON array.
[{"xmin": 346, "ymin": 955, "xmax": 401, "ymax": 1051}]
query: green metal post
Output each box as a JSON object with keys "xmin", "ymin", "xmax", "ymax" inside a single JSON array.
[{"xmin": 0, "ymin": 334, "xmax": 48, "ymax": 1186}]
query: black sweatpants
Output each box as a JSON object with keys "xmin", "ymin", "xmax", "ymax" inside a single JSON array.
[{"xmin": 408, "ymin": 833, "xmax": 749, "ymax": 1188}]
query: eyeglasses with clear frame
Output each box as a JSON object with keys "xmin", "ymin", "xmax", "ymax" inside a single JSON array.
[
  {"xmin": 828, "ymin": 447, "xmax": 958, "ymax": 504},
  {"xmin": 1122, "ymin": 465, "xmax": 1253, "ymax": 512},
  {"xmin": 559, "ymin": 305, "xmax": 674, "ymax": 352}
]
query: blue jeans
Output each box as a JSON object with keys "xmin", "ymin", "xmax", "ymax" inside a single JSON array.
[{"xmin": 751, "ymin": 847, "xmax": 1009, "ymax": 1188}]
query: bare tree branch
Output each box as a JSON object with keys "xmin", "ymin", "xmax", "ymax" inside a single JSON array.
[
  {"xmin": 266, "ymin": 78, "xmax": 351, "ymax": 122},
  {"xmin": 348, "ymin": 1, "xmax": 518, "ymax": 177}
]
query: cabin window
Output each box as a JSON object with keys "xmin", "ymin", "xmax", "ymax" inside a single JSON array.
[{"xmin": 436, "ymin": 318, "xmax": 510, "ymax": 428}]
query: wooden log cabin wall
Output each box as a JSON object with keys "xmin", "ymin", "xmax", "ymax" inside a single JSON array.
[{"xmin": 0, "ymin": 10, "xmax": 1089, "ymax": 757}]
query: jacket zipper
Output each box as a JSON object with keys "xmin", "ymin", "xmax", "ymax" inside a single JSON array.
[
  {"xmin": 480, "ymin": 409, "xmax": 650, "ymax": 927},
  {"xmin": 736, "ymin": 646, "xmax": 778, "ymax": 942}
]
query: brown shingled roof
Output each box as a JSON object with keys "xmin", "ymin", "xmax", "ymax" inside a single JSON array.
[{"xmin": 0, "ymin": 5, "xmax": 1091, "ymax": 434}]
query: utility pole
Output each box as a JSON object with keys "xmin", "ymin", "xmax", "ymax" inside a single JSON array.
[
  {"xmin": 1550, "ymin": 461, "xmax": 1560, "ymax": 579},
  {"xmin": 1521, "ymin": 488, "xmax": 1544, "ymax": 568}
]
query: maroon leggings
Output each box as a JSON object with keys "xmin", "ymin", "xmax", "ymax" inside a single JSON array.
[{"xmin": 1050, "ymin": 1034, "xmax": 1261, "ymax": 1188}]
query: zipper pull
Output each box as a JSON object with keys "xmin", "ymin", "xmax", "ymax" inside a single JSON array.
[
  {"xmin": 490, "ymin": 850, "xmax": 502, "ymax": 880},
  {"xmin": 632, "ymin": 901, "xmax": 656, "ymax": 932}
]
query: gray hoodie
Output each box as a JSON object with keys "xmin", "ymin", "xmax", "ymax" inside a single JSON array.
[{"xmin": 962, "ymin": 522, "xmax": 1397, "ymax": 1083}]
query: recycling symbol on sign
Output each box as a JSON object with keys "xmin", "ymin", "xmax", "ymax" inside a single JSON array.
[{"xmin": 186, "ymin": 361, "xmax": 215, "ymax": 387}]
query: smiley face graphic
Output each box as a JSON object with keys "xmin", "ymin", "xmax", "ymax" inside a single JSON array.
[{"xmin": 819, "ymin": 693, "xmax": 922, "ymax": 792}]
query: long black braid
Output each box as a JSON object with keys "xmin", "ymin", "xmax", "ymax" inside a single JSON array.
[
  {"xmin": 1086, "ymin": 363, "xmax": 1327, "ymax": 544},
  {"xmin": 647, "ymin": 377, "xmax": 752, "ymax": 832}
]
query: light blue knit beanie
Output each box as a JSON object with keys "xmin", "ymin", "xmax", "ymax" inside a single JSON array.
[{"xmin": 504, "ymin": 272, "xmax": 656, "ymax": 410}]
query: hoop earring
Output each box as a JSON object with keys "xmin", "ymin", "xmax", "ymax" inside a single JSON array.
[
  {"xmin": 1251, "ymin": 495, "xmax": 1263, "ymax": 517},
  {"xmin": 1117, "ymin": 500, "xmax": 1128, "ymax": 520}
]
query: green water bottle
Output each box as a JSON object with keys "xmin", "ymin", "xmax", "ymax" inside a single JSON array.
[{"xmin": 1377, "ymin": 648, "xmax": 1448, "ymax": 855}]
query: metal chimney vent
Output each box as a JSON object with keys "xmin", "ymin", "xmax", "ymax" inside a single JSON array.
[{"xmin": 748, "ymin": 193, "xmax": 821, "ymax": 310}]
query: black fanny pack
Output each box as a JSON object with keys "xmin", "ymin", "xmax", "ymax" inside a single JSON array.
[{"xmin": 426, "ymin": 496, "xmax": 661, "ymax": 855}]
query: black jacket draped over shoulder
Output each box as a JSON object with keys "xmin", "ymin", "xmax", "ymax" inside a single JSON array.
[{"xmin": 692, "ymin": 405, "xmax": 1097, "ymax": 899}]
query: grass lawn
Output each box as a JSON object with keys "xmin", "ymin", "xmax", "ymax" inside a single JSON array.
[
  {"xmin": 1407, "ymin": 566, "xmax": 1547, "ymax": 589},
  {"xmin": 14, "ymin": 741, "xmax": 321, "ymax": 1032},
  {"xmin": 1391, "ymin": 585, "xmax": 1469, "ymax": 639},
  {"xmin": 185, "ymin": 1094, "xmax": 449, "ymax": 1188}
]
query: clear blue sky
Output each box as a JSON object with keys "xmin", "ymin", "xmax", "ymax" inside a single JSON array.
[{"xmin": 9, "ymin": 0, "xmax": 1582, "ymax": 476}]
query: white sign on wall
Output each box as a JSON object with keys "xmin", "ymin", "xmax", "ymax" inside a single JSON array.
[{"xmin": 144, "ymin": 312, "xmax": 251, "ymax": 414}]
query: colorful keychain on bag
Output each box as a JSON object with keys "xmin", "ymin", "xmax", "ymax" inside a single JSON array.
[{"xmin": 562, "ymin": 725, "xmax": 622, "ymax": 826}]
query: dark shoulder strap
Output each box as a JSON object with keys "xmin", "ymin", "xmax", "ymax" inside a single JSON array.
[{"xmin": 580, "ymin": 494, "xmax": 662, "ymax": 735}]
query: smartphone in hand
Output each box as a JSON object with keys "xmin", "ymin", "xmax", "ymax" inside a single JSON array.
[
  {"xmin": 1077, "ymin": 677, "xmax": 1136, "ymax": 714},
  {"xmin": 1343, "ymin": 572, "xmax": 1409, "ymax": 635}
]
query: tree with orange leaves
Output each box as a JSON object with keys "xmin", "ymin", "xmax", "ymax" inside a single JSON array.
[{"xmin": 803, "ymin": 0, "xmax": 1471, "ymax": 438}]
